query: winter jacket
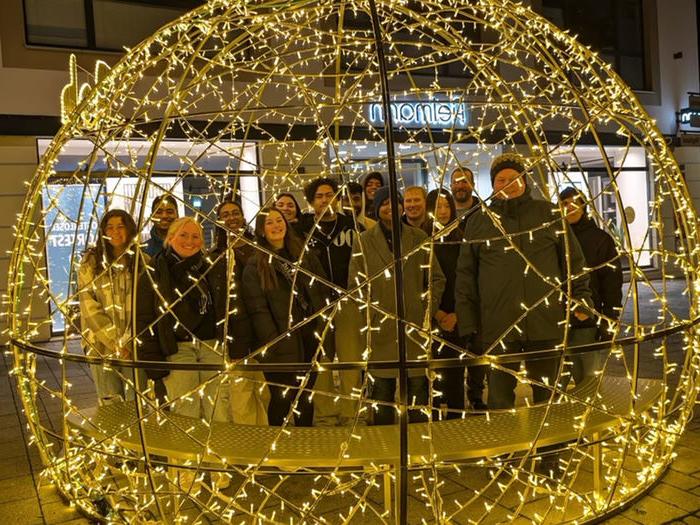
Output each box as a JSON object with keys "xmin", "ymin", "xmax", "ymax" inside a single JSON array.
[
  {"xmin": 569, "ymin": 215, "xmax": 623, "ymax": 326},
  {"xmin": 455, "ymin": 187, "xmax": 592, "ymax": 344},
  {"xmin": 297, "ymin": 213, "xmax": 363, "ymax": 290},
  {"xmin": 347, "ymin": 222, "xmax": 446, "ymax": 378},
  {"xmin": 143, "ymin": 226, "xmax": 166, "ymax": 257},
  {"xmin": 135, "ymin": 248, "xmax": 253, "ymax": 379},
  {"xmin": 78, "ymin": 251, "xmax": 146, "ymax": 357},
  {"xmin": 241, "ymin": 248, "xmax": 332, "ymax": 364}
]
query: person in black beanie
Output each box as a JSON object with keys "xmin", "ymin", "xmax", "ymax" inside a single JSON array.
[
  {"xmin": 348, "ymin": 186, "xmax": 446, "ymax": 425},
  {"xmin": 559, "ymin": 186, "xmax": 623, "ymax": 386},
  {"xmin": 456, "ymin": 153, "xmax": 592, "ymax": 409}
]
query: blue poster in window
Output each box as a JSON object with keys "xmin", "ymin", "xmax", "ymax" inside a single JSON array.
[{"xmin": 42, "ymin": 184, "xmax": 104, "ymax": 333}]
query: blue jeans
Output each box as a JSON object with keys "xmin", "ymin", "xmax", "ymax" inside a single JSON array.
[
  {"xmin": 162, "ymin": 340, "xmax": 228, "ymax": 422},
  {"xmin": 370, "ymin": 376, "xmax": 428, "ymax": 425}
]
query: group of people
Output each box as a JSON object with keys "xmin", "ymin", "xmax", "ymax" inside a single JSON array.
[{"xmin": 77, "ymin": 152, "xmax": 623, "ymax": 433}]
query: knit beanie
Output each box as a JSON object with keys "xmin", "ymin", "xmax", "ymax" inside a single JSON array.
[
  {"xmin": 373, "ymin": 186, "xmax": 403, "ymax": 217},
  {"xmin": 490, "ymin": 153, "xmax": 527, "ymax": 184}
]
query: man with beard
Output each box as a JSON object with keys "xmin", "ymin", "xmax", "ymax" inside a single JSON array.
[{"xmin": 450, "ymin": 167, "xmax": 478, "ymax": 219}]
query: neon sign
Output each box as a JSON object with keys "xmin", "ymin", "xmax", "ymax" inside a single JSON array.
[
  {"xmin": 368, "ymin": 100, "xmax": 469, "ymax": 129},
  {"xmin": 679, "ymin": 108, "xmax": 700, "ymax": 127}
]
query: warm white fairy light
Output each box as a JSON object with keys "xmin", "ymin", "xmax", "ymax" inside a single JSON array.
[{"xmin": 3, "ymin": 0, "xmax": 700, "ymax": 523}]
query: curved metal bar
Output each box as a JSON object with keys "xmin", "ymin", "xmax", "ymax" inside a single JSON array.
[
  {"xmin": 11, "ymin": 312, "xmax": 699, "ymax": 372},
  {"xmin": 366, "ymin": 0, "xmax": 409, "ymax": 521}
]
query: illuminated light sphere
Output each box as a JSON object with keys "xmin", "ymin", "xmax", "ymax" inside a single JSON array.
[{"xmin": 7, "ymin": 0, "xmax": 700, "ymax": 523}]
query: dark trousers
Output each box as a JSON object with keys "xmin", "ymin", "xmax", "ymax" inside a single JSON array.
[
  {"xmin": 434, "ymin": 330, "xmax": 489, "ymax": 416},
  {"xmin": 487, "ymin": 339, "xmax": 560, "ymax": 409},
  {"xmin": 264, "ymin": 371, "xmax": 315, "ymax": 427},
  {"xmin": 370, "ymin": 376, "xmax": 428, "ymax": 425},
  {"xmin": 467, "ymin": 337, "xmax": 487, "ymax": 407}
]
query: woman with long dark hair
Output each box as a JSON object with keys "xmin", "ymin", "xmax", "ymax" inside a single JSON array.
[
  {"xmin": 425, "ymin": 189, "xmax": 486, "ymax": 415},
  {"xmin": 241, "ymin": 207, "xmax": 332, "ymax": 426},
  {"xmin": 78, "ymin": 209, "xmax": 142, "ymax": 404},
  {"xmin": 274, "ymin": 193, "xmax": 303, "ymax": 225}
]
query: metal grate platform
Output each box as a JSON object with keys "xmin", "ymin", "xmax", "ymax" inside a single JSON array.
[{"xmin": 66, "ymin": 376, "xmax": 662, "ymax": 468}]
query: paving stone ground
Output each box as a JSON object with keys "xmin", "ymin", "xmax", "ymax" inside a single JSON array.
[{"xmin": 1, "ymin": 279, "xmax": 699, "ymax": 524}]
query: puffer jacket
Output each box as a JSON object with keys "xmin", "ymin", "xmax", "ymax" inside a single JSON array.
[
  {"xmin": 78, "ymin": 251, "xmax": 145, "ymax": 357},
  {"xmin": 455, "ymin": 187, "xmax": 592, "ymax": 344},
  {"xmin": 135, "ymin": 248, "xmax": 253, "ymax": 379}
]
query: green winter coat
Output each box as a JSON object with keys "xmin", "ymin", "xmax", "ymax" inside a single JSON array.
[
  {"xmin": 455, "ymin": 187, "xmax": 591, "ymax": 344},
  {"xmin": 347, "ymin": 223, "xmax": 446, "ymax": 378}
]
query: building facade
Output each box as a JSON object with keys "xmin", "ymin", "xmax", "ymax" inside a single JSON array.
[{"xmin": 0, "ymin": 0, "xmax": 698, "ymax": 340}]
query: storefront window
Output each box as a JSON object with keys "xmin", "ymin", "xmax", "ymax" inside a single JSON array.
[
  {"xmin": 24, "ymin": 0, "xmax": 203, "ymax": 51},
  {"xmin": 329, "ymin": 141, "xmax": 499, "ymax": 195}
]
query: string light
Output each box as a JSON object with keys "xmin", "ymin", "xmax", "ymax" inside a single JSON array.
[{"xmin": 4, "ymin": 0, "xmax": 700, "ymax": 523}]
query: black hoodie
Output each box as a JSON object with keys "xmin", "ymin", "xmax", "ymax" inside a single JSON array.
[
  {"xmin": 569, "ymin": 214, "xmax": 623, "ymax": 326},
  {"xmin": 297, "ymin": 213, "xmax": 363, "ymax": 290}
]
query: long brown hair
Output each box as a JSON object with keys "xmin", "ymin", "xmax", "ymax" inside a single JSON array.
[
  {"xmin": 254, "ymin": 207, "xmax": 303, "ymax": 291},
  {"xmin": 87, "ymin": 209, "xmax": 138, "ymax": 272}
]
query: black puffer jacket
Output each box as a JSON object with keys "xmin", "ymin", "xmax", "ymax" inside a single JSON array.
[
  {"xmin": 241, "ymin": 248, "xmax": 332, "ymax": 363},
  {"xmin": 135, "ymin": 248, "xmax": 253, "ymax": 378},
  {"xmin": 455, "ymin": 187, "xmax": 592, "ymax": 344},
  {"xmin": 570, "ymin": 215, "xmax": 623, "ymax": 326}
]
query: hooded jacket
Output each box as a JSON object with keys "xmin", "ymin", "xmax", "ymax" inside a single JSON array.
[
  {"xmin": 135, "ymin": 248, "xmax": 253, "ymax": 378},
  {"xmin": 569, "ymin": 214, "xmax": 623, "ymax": 325},
  {"xmin": 455, "ymin": 187, "xmax": 592, "ymax": 344}
]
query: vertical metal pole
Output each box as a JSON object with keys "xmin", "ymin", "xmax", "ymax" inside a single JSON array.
[{"xmin": 367, "ymin": 1, "xmax": 408, "ymax": 523}]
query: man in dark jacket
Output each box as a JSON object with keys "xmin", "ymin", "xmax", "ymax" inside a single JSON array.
[
  {"xmin": 298, "ymin": 177, "xmax": 362, "ymax": 290},
  {"xmin": 559, "ymin": 187, "xmax": 623, "ymax": 385},
  {"xmin": 298, "ymin": 177, "xmax": 364, "ymax": 425},
  {"xmin": 144, "ymin": 195, "xmax": 178, "ymax": 256},
  {"xmin": 455, "ymin": 153, "xmax": 592, "ymax": 410}
]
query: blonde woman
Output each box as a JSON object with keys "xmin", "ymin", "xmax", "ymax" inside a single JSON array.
[{"xmin": 136, "ymin": 217, "xmax": 234, "ymax": 422}]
